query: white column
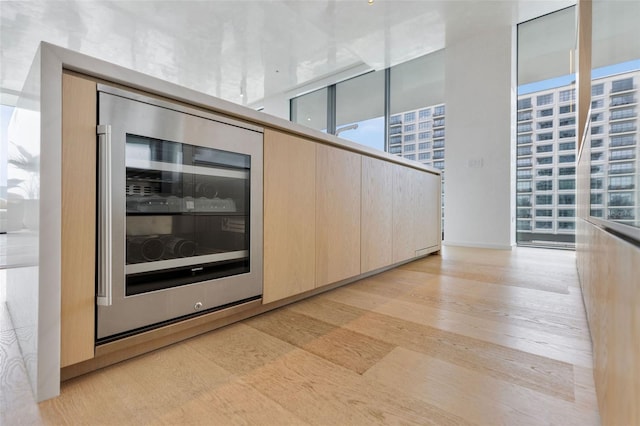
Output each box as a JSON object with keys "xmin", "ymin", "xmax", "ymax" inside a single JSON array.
[{"xmin": 443, "ymin": 24, "xmax": 517, "ymax": 249}]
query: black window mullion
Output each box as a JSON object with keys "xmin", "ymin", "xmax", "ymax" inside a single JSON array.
[
  {"xmin": 384, "ymin": 67, "xmax": 391, "ymax": 152},
  {"xmin": 327, "ymin": 85, "xmax": 336, "ymax": 135}
]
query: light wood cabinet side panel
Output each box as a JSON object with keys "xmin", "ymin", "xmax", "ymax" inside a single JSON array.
[
  {"xmin": 577, "ymin": 222, "xmax": 640, "ymax": 426},
  {"xmin": 361, "ymin": 156, "xmax": 393, "ymax": 273},
  {"xmin": 428, "ymin": 172, "xmax": 442, "ymax": 248},
  {"xmin": 316, "ymin": 145, "xmax": 361, "ymax": 287},
  {"xmin": 61, "ymin": 72, "xmax": 97, "ymax": 367},
  {"xmin": 412, "ymin": 169, "xmax": 429, "ymax": 252},
  {"xmin": 392, "ymin": 165, "xmax": 416, "ymax": 263},
  {"xmin": 263, "ymin": 129, "xmax": 316, "ymax": 304},
  {"xmin": 414, "ymin": 171, "xmax": 441, "ymax": 251}
]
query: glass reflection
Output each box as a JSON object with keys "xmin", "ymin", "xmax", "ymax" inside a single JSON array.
[
  {"xmin": 588, "ymin": 0, "xmax": 640, "ymax": 229},
  {"xmin": 290, "ymin": 87, "xmax": 328, "ymax": 133},
  {"xmin": 335, "ymin": 71, "xmax": 385, "ymax": 151}
]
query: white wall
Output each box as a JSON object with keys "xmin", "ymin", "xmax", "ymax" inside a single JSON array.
[{"xmin": 443, "ymin": 25, "xmax": 516, "ymax": 249}]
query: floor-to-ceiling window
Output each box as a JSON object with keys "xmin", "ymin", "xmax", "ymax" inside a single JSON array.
[
  {"xmin": 517, "ymin": 6, "xmax": 577, "ymax": 248},
  {"xmin": 289, "ymin": 50, "xmax": 444, "ymax": 165},
  {"xmin": 290, "ymin": 87, "xmax": 328, "ymax": 133},
  {"xmin": 335, "ymin": 70, "xmax": 385, "ymax": 151},
  {"xmin": 389, "ymin": 50, "xmax": 445, "ymax": 168},
  {"xmin": 517, "ymin": 3, "xmax": 639, "ymax": 246}
]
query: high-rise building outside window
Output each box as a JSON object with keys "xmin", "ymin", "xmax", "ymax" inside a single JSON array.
[
  {"xmin": 518, "ymin": 98, "xmax": 532, "ymax": 110},
  {"xmin": 517, "ymin": 67, "xmax": 640, "ymax": 243},
  {"xmin": 592, "ymin": 84, "xmax": 604, "ymax": 96},
  {"xmin": 404, "ymin": 112, "xmax": 416, "ymax": 122},
  {"xmin": 537, "ymin": 93, "xmax": 554, "ymax": 106},
  {"xmin": 559, "ymin": 89, "xmax": 575, "ymax": 102}
]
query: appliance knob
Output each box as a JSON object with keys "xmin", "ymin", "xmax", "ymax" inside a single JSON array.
[{"xmin": 194, "ymin": 302, "xmax": 203, "ymax": 311}]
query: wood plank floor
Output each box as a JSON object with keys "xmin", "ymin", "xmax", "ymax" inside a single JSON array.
[{"xmin": 1, "ymin": 246, "xmax": 600, "ymax": 425}]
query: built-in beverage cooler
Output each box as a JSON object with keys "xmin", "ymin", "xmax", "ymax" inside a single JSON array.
[
  {"xmin": 124, "ymin": 136, "xmax": 251, "ymax": 294},
  {"xmin": 96, "ymin": 85, "xmax": 263, "ymax": 342}
]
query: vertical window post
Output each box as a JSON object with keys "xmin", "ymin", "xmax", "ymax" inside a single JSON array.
[
  {"xmin": 327, "ymin": 85, "xmax": 336, "ymax": 135},
  {"xmin": 384, "ymin": 68, "xmax": 391, "ymax": 152}
]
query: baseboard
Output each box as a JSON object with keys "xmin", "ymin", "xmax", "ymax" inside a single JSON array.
[{"xmin": 443, "ymin": 240, "xmax": 514, "ymax": 250}]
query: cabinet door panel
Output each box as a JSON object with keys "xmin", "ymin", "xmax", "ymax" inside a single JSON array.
[
  {"xmin": 316, "ymin": 145, "xmax": 361, "ymax": 286},
  {"xmin": 392, "ymin": 165, "xmax": 416, "ymax": 263},
  {"xmin": 361, "ymin": 156, "xmax": 393, "ymax": 273},
  {"xmin": 61, "ymin": 72, "xmax": 96, "ymax": 367},
  {"xmin": 263, "ymin": 129, "xmax": 316, "ymax": 303},
  {"xmin": 425, "ymin": 172, "xmax": 442, "ymax": 248},
  {"xmin": 414, "ymin": 171, "xmax": 441, "ymax": 251},
  {"xmin": 393, "ymin": 166, "xmax": 440, "ymax": 263}
]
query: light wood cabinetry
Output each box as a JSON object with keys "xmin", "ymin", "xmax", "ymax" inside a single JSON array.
[
  {"xmin": 56, "ymin": 73, "xmax": 440, "ymax": 371},
  {"xmin": 24, "ymin": 49, "xmax": 443, "ymax": 388},
  {"xmin": 262, "ymin": 130, "xmax": 440, "ymax": 303},
  {"xmin": 416, "ymin": 171, "xmax": 441, "ymax": 251},
  {"xmin": 315, "ymin": 144, "xmax": 362, "ymax": 287},
  {"xmin": 392, "ymin": 165, "xmax": 417, "ymax": 263},
  {"xmin": 577, "ymin": 220, "xmax": 639, "ymax": 426},
  {"xmin": 60, "ymin": 72, "xmax": 96, "ymax": 367},
  {"xmin": 262, "ymin": 129, "xmax": 317, "ymax": 304},
  {"xmin": 361, "ymin": 156, "xmax": 393, "ymax": 273},
  {"xmin": 393, "ymin": 166, "xmax": 441, "ymax": 263}
]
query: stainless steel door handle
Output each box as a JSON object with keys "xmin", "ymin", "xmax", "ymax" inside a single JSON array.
[{"xmin": 97, "ymin": 124, "xmax": 112, "ymax": 306}]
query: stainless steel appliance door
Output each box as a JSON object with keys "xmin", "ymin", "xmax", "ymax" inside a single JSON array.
[{"xmin": 97, "ymin": 87, "xmax": 263, "ymax": 340}]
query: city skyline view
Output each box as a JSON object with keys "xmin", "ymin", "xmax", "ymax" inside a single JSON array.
[{"xmin": 332, "ymin": 59, "xmax": 640, "ymax": 154}]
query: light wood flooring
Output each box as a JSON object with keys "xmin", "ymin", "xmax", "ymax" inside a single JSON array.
[{"xmin": 1, "ymin": 246, "xmax": 600, "ymax": 425}]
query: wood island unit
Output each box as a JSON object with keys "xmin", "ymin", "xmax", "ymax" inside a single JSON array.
[
  {"xmin": 59, "ymin": 72, "xmax": 442, "ymax": 380},
  {"xmin": 11, "ymin": 45, "xmax": 441, "ymax": 392}
]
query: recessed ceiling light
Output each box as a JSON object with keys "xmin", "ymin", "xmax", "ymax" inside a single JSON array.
[{"xmin": 368, "ymin": 0, "xmax": 374, "ymax": 5}]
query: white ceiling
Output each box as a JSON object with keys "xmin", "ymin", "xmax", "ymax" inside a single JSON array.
[{"xmin": 1, "ymin": 0, "xmax": 577, "ymax": 107}]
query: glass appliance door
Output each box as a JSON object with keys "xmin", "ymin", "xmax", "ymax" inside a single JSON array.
[{"xmin": 124, "ymin": 135, "xmax": 251, "ymax": 295}]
